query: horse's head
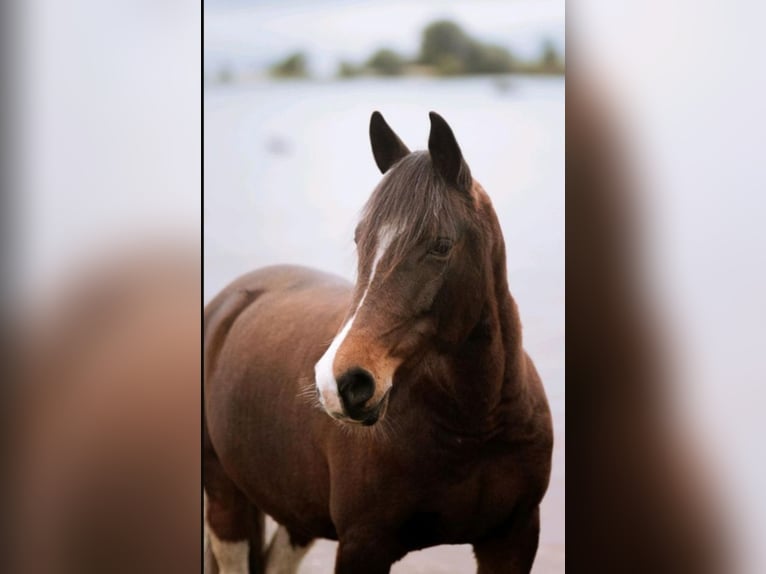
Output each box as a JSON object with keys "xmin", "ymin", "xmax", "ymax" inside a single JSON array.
[{"xmin": 315, "ymin": 111, "xmax": 503, "ymax": 425}]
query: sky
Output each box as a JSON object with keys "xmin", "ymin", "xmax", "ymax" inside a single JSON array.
[{"xmin": 204, "ymin": 0, "xmax": 565, "ymax": 77}]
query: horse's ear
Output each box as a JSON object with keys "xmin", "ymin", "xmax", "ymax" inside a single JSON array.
[
  {"xmin": 428, "ymin": 111, "xmax": 472, "ymax": 192},
  {"xmin": 370, "ymin": 111, "xmax": 410, "ymax": 174}
]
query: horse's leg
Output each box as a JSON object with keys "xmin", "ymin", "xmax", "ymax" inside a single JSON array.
[
  {"xmin": 204, "ymin": 455, "xmax": 265, "ymax": 574},
  {"xmin": 204, "ymin": 493, "xmax": 250, "ymax": 574},
  {"xmin": 248, "ymin": 511, "xmax": 267, "ymax": 573},
  {"xmin": 473, "ymin": 506, "xmax": 541, "ymax": 574},
  {"xmin": 334, "ymin": 530, "xmax": 400, "ymax": 574},
  {"xmin": 264, "ymin": 524, "xmax": 314, "ymax": 574},
  {"xmin": 203, "ymin": 492, "xmax": 220, "ymax": 574}
]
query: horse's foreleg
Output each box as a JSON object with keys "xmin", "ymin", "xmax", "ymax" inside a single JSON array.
[
  {"xmin": 334, "ymin": 529, "xmax": 400, "ymax": 574},
  {"xmin": 473, "ymin": 506, "xmax": 541, "ymax": 574}
]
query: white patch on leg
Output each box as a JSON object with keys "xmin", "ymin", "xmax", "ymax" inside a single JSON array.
[
  {"xmin": 265, "ymin": 525, "xmax": 312, "ymax": 574},
  {"xmin": 204, "ymin": 492, "xmax": 249, "ymax": 574},
  {"xmin": 314, "ymin": 224, "xmax": 399, "ymax": 414},
  {"xmin": 208, "ymin": 530, "xmax": 249, "ymax": 574}
]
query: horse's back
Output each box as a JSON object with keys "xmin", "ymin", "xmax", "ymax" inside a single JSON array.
[
  {"xmin": 205, "ymin": 264, "xmax": 351, "ymax": 363},
  {"xmin": 205, "ymin": 264, "xmax": 350, "ymax": 324}
]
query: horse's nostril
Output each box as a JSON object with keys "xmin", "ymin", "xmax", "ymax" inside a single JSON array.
[{"xmin": 337, "ymin": 367, "xmax": 376, "ymax": 413}]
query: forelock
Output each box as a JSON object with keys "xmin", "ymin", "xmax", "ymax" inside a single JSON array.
[{"xmin": 357, "ymin": 152, "xmax": 470, "ymax": 267}]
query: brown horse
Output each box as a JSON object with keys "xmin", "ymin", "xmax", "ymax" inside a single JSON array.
[{"xmin": 204, "ymin": 112, "xmax": 553, "ymax": 574}]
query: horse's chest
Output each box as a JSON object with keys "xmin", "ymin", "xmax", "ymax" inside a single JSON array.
[{"xmin": 396, "ymin": 451, "xmax": 524, "ymax": 545}]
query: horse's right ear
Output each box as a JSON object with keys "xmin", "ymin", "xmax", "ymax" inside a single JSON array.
[{"xmin": 370, "ymin": 111, "xmax": 410, "ymax": 174}]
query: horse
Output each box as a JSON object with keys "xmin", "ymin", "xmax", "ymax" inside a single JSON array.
[{"xmin": 203, "ymin": 111, "xmax": 553, "ymax": 574}]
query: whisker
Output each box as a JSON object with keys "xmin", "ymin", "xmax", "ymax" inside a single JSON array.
[{"xmin": 295, "ymin": 375, "xmax": 326, "ymax": 413}]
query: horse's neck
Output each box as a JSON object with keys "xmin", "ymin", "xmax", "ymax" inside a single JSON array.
[
  {"xmin": 469, "ymin": 285, "xmax": 526, "ymax": 407},
  {"xmin": 414, "ymin": 282, "xmax": 528, "ymax": 439},
  {"xmin": 495, "ymin": 286, "xmax": 527, "ymax": 394}
]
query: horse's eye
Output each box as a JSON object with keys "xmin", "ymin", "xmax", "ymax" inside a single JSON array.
[{"xmin": 428, "ymin": 237, "xmax": 453, "ymax": 257}]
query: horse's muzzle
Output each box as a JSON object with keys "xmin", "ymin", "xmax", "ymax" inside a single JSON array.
[
  {"xmin": 337, "ymin": 367, "xmax": 388, "ymax": 425},
  {"xmin": 338, "ymin": 367, "xmax": 375, "ymax": 416}
]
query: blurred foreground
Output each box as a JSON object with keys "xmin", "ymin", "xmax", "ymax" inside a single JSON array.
[
  {"xmin": 566, "ymin": 2, "xmax": 766, "ymax": 571},
  {"xmin": 5, "ymin": 0, "xmax": 201, "ymax": 572},
  {"xmin": 9, "ymin": 250, "xmax": 201, "ymax": 573},
  {"xmin": 566, "ymin": 84, "xmax": 728, "ymax": 573}
]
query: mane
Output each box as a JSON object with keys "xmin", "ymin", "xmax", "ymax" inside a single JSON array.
[{"xmin": 357, "ymin": 151, "xmax": 472, "ymax": 270}]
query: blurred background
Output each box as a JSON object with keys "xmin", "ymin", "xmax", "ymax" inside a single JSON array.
[
  {"xmin": 568, "ymin": 2, "xmax": 766, "ymax": 572},
  {"xmin": 6, "ymin": 0, "xmax": 201, "ymax": 572},
  {"xmin": 204, "ymin": 1, "xmax": 564, "ymax": 572},
  {"xmin": 10, "ymin": 0, "xmax": 201, "ymax": 301}
]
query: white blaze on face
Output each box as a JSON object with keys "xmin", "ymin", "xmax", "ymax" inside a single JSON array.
[{"xmin": 314, "ymin": 224, "xmax": 398, "ymax": 415}]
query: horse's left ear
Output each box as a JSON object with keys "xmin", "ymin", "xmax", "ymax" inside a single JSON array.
[{"xmin": 428, "ymin": 111, "xmax": 472, "ymax": 193}]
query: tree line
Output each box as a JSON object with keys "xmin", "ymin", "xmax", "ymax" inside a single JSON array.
[{"xmin": 270, "ymin": 20, "xmax": 563, "ymax": 79}]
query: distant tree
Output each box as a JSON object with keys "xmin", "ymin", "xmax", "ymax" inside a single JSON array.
[
  {"xmin": 366, "ymin": 49, "xmax": 406, "ymax": 76},
  {"xmin": 466, "ymin": 42, "xmax": 515, "ymax": 74},
  {"xmin": 330, "ymin": 19, "xmax": 557, "ymax": 80},
  {"xmin": 270, "ymin": 52, "xmax": 309, "ymax": 78},
  {"xmin": 420, "ymin": 20, "xmax": 472, "ymax": 67},
  {"xmin": 217, "ymin": 66, "xmax": 234, "ymax": 84},
  {"xmin": 540, "ymin": 39, "xmax": 564, "ymax": 73},
  {"xmin": 420, "ymin": 20, "xmax": 514, "ymax": 75},
  {"xmin": 337, "ymin": 60, "xmax": 360, "ymax": 78},
  {"xmin": 433, "ymin": 54, "xmax": 465, "ymax": 76}
]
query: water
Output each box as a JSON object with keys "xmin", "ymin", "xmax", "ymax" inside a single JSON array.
[{"xmin": 204, "ymin": 76, "xmax": 564, "ymax": 572}]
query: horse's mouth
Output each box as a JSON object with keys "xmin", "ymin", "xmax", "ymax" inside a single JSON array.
[
  {"xmin": 332, "ymin": 389, "xmax": 391, "ymax": 426},
  {"xmin": 360, "ymin": 390, "xmax": 391, "ymax": 426}
]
